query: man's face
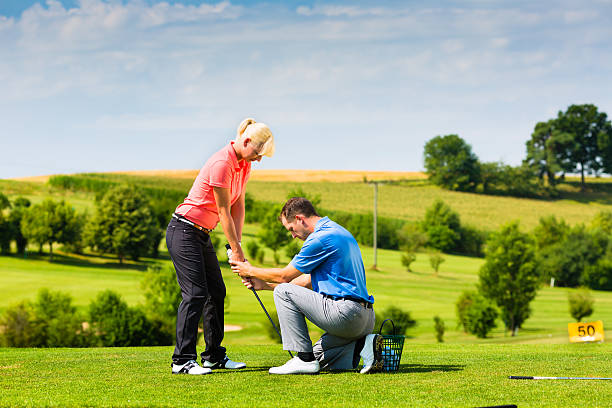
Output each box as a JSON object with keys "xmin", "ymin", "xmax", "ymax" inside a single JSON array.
[{"xmin": 281, "ymin": 215, "xmax": 310, "ymax": 241}]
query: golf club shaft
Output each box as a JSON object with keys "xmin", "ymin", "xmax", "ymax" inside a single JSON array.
[
  {"xmin": 509, "ymin": 376, "xmax": 612, "ymax": 380},
  {"xmin": 250, "ymin": 287, "xmax": 293, "ymax": 358},
  {"xmin": 226, "ymin": 244, "xmax": 293, "ymax": 358}
]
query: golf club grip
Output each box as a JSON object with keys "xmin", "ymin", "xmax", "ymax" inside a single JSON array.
[{"xmin": 508, "ymin": 376, "xmax": 534, "ymax": 380}]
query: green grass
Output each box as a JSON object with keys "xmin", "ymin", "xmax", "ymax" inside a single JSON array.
[
  {"xmin": 4, "ymin": 240, "xmax": 612, "ymax": 345},
  {"xmin": 246, "ymin": 180, "xmax": 612, "ymax": 231},
  {"xmin": 2, "ymin": 344, "xmax": 612, "ymax": 407},
  {"xmin": 7, "ymin": 173, "xmax": 612, "ymax": 232}
]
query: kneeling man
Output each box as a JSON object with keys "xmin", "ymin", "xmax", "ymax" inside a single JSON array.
[{"xmin": 230, "ymin": 197, "xmax": 382, "ymax": 375}]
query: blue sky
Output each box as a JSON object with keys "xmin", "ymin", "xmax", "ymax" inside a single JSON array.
[{"xmin": 1, "ymin": 0, "xmax": 611, "ymax": 178}]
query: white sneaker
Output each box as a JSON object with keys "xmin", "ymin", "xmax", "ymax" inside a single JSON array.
[
  {"xmin": 172, "ymin": 360, "xmax": 212, "ymax": 375},
  {"xmin": 360, "ymin": 334, "xmax": 383, "ymax": 374},
  {"xmin": 269, "ymin": 357, "xmax": 320, "ymax": 375},
  {"xmin": 202, "ymin": 356, "xmax": 246, "ymax": 370}
]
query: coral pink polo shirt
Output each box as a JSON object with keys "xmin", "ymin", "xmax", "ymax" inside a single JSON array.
[{"xmin": 175, "ymin": 142, "xmax": 251, "ymax": 230}]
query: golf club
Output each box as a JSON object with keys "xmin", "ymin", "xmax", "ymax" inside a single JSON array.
[
  {"xmin": 226, "ymin": 244, "xmax": 293, "ymax": 358},
  {"xmin": 509, "ymin": 376, "xmax": 612, "ymax": 380}
]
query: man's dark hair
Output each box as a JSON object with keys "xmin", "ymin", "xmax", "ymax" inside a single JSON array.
[{"xmin": 279, "ymin": 197, "xmax": 320, "ymax": 221}]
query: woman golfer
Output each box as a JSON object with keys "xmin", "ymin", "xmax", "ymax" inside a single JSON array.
[{"xmin": 168, "ymin": 118, "xmax": 274, "ymax": 375}]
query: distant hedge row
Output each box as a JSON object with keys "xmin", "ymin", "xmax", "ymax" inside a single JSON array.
[{"xmin": 48, "ymin": 175, "xmax": 185, "ymax": 203}]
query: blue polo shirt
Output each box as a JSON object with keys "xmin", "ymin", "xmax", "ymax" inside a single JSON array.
[{"xmin": 290, "ymin": 217, "xmax": 374, "ymax": 304}]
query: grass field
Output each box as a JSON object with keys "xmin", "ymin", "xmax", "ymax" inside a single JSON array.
[
  {"xmin": 5, "ymin": 171, "xmax": 612, "ymax": 231},
  {"xmin": 3, "ymin": 238, "xmax": 612, "ymax": 345},
  {"xmin": 2, "ymin": 344, "xmax": 612, "ymax": 407},
  {"xmin": 3, "ymin": 171, "xmax": 612, "ymax": 406}
]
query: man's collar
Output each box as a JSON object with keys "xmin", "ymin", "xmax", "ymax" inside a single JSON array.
[{"xmin": 314, "ymin": 216, "xmax": 329, "ymax": 232}]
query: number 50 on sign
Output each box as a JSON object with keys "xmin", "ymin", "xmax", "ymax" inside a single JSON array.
[{"xmin": 568, "ymin": 321, "xmax": 604, "ymax": 343}]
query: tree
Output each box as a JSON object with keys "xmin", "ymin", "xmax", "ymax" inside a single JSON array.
[
  {"xmin": 257, "ymin": 204, "xmax": 291, "ymax": 265},
  {"xmin": 465, "ymin": 294, "xmax": 499, "ymax": 338},
  {"xmin": 524, "ymin": 119, "xmax": 563, "ymax": 186},
  {"xmin": 555, "ymin": 104, "xmax": 612, "ymax": 190},
  {"xmin": 422, "ymin": 199, "xmax": 461, "ymax": 252},
  {"xmin": 148, "ymin": 198, "xmax": 176, "ymax": 258},
  {"xmin": 21, "ymin": 199, "xmax": 82, "ymax": 260},
  {"xmin": 478, "ymin": 222, "xmax": 539, "ymax": 336},
  {"xmin": 532, "ymin": 215, "xmax": 569, "ymax": 251},
  {"xmin": 538, "ymin": 226, "xmax": 607, "ymax": 287},
  {"xmin": 9, "ymin": 197, "xmax": 31, "ymax": 254},
  {"xmin": 429, "ymin": 251, "xmax": 445, "ymax": 275},
  {"xmin": 86, "ymin": 185, "xmax": 157, "ymax": 263},
  {"xmin": 424, "ymin": 134, "xmax": 480, "ymax": 191},
  {"xmin": 0, "ymin": 192, "xmax": 11, "ymax": 253},
  {"xmin": 568, "ymin": 288, "xmax": 594, "ymax": 322},
  {"xmin": 398, "ymin": 222, "xmax": 427, "ymax": 272},
  {"xmin": 433, "ymin": 316, "xmax": 445, "ymax": 343}
]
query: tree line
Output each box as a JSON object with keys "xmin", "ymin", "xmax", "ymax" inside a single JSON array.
[
  {"xmin": 0, "ymin": 186, "xmax": 174, "ymax": 262},
  {"xmin": 424, "ymin": 104, "xmax": 612, "ymax": 195}
]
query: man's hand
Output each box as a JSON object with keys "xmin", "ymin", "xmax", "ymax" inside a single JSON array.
[
  {"xmin": 241, "ymin": 277, "xmax": 270, "ymax": 291},
  {"xmin": 230, "ymin": 259, "xmax": 252, "ymax": 278}
]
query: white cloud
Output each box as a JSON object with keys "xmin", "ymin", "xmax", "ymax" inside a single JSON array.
[{"xmin": 296, "ymin": 5, "xmax": 388, "ymax": 18}]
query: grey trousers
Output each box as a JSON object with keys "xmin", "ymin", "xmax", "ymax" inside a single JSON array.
[{"xmin": 273, "ymin": 283, "xmax": 375, "ymax": 370}]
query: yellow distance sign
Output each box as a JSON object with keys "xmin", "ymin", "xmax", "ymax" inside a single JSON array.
[{"xmin": 568, "ymin": 321, "xmax": 604, "ymax": 343}]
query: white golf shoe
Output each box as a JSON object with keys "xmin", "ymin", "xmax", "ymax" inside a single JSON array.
[
  {"xmin": 171, "ymin": 360, "xmax": 212, "ymax": 375},
  {"xmin": 269, "ymin": 357, "xmax": 320, "ymax": 375},
  {"xmin": 359, "ymin": 334, "xmax": 384, "ymax": 374},
  {"xmin": 202, "ymin": 356, "xmax": 246, "ymax": 370}
]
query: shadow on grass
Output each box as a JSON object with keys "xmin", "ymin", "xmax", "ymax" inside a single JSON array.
[
  {"xmin": 397, "ymin": 363, "xmax": 465, "ymax": 374},
  {"xmin": 20, "ymin": 252, "xmax": 156, "ymax": 272}
]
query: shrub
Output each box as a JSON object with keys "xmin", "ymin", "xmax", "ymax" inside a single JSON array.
[
  {"xmin": 455, "ymin": 291, "xmax": 475, "ymax": 332},
  {"xmin": 568, "ymin": 288, "xmax": 594, "ymax": 322},
  {"xmin": 0, "ymin": 301, "xmax": 36, "ymax": 347},
  {"xmin": 0, "ymin": 290, "xmax": 89, "ymax": 348},
  {"xmin": 422, "ymin": 200, "xmax": 461, "ymax": 253},
  {"xmin": 89, "ymin": 290, "xmax": 171, "ymax": 347},
  {"xmin": 457, "ymin": 225, "xmax": 487, "ymax": 257},
  {"xmin": 465, "ymin": 294, "xmax": 498, "ymax": 338},
  {"xmin": 538, "ymin": 226, "xmax": 607, "ymax": 287},
  {"xmin": 581, "ymin": 256, "xmax": 612, "ymax": 290},
  {"xmin": 374, "ymin": 305, "xmax": 416, "ymax": 336},
  {"xmin": 401, "ymin": 252, "xmax": 416, "ymax": 272},
  {"xmin": 245, "ymin": 240, "xmax": 262, "ymax": 262},
  {"xmin": 141, "ymin": 265, "xmax": 181, "ymax": 337},
  {"xmin": 433, "ymin": 316, "xmax": 445, "ymax": 343},
  {"xmin": 31, "ymin": 289, "xmax": 88, "ymax": 347},
  {"xmin": 398, "ymin": 222, "xmax": 427, "ymax": 253},
  {"xmin": 429, "ymin": 252, "xmax": 445, "ymax": 274}
]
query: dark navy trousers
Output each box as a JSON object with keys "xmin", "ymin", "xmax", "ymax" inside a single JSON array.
[{"xmin": 166, "ymin": 217, "xmax": 226, "ymax": 364}]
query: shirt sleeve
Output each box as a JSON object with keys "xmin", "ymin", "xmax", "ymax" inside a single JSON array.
[
  {"xmin": 290, "ymin": 236, "xmax": 332, "ymax": 274},
  {"xmin": 208, "ymin": 160, "xmax": 232, "ymax": 188}
]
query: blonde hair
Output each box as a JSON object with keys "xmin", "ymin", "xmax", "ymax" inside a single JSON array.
[{"xmin": 236, "ymin": 118, "xmax": 275, "ymax": 157}]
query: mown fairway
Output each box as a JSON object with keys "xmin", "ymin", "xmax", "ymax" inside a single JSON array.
[
  {"xmin": 3, "ymin": 171, "xmax": 612, "ymax": 407},
  {"xmin": 3, "ymin": 241, "xmax": 612, "ymax": 345},
  {"xmin": 2, "ymin": 344, "xmax": 612, "ymax": 407}
]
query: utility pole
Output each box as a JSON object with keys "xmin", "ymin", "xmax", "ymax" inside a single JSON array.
[{"xmin": 371, "ymin": 181, "xmax": 379, "ymax": 271}]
